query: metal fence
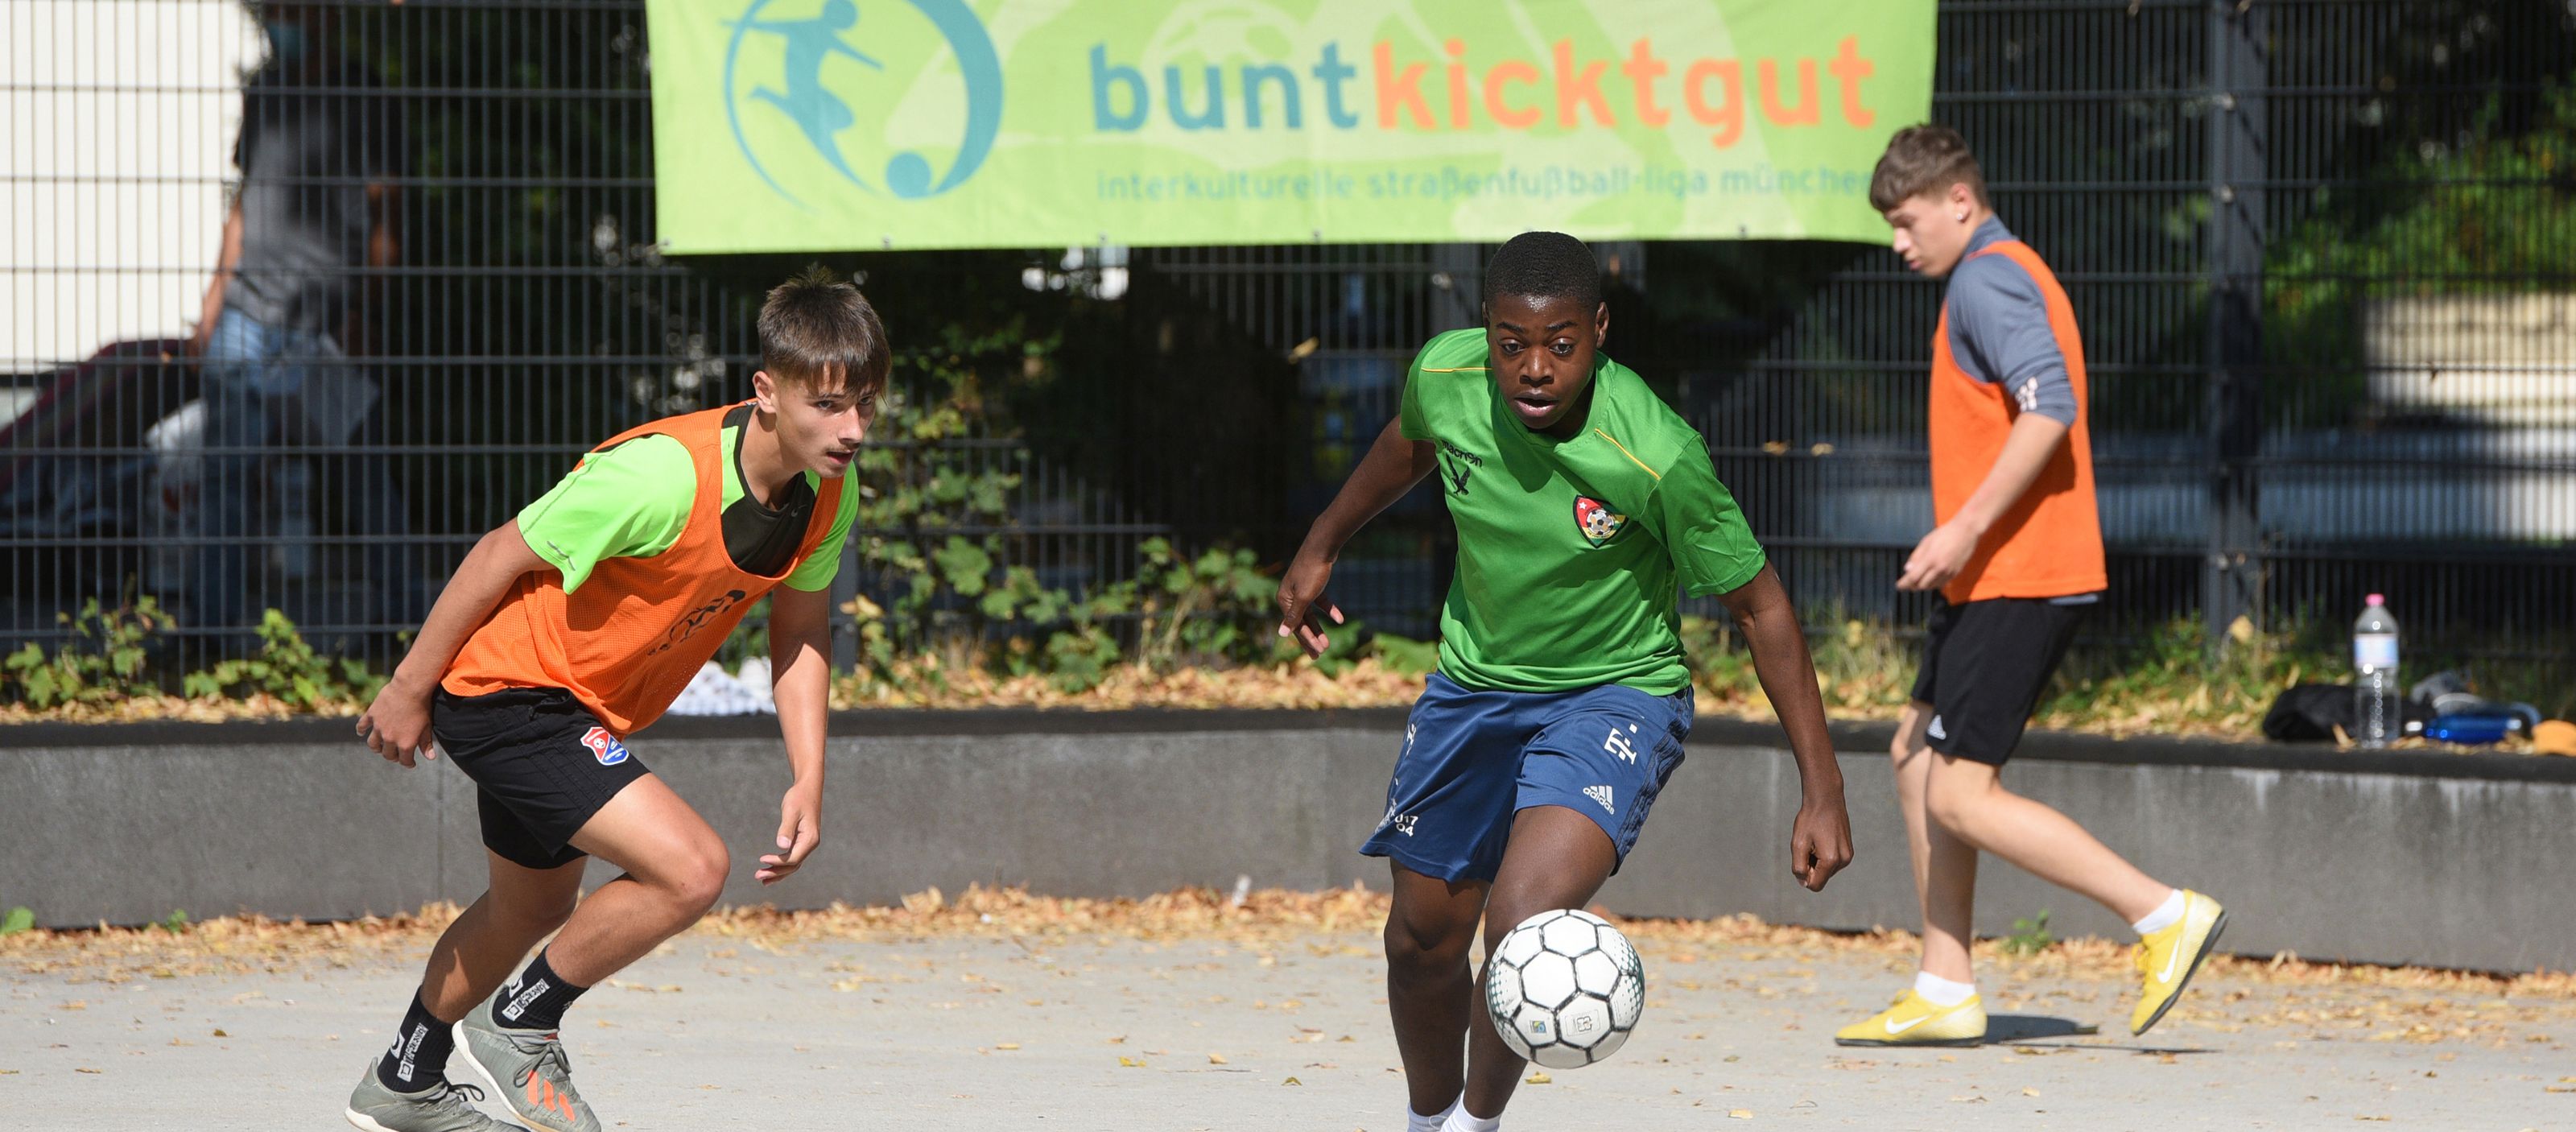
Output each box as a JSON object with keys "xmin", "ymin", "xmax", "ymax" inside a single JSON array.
[
  {"xmin": 1732, "ymin": 0, "xmax": 2576, "ymax": 663},
  {"xmin": 4, "ymin": 0, "xmax": 2572, "ymax": 682}
]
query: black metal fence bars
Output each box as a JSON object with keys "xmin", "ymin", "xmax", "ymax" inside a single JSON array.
[{"xmin": 4, "ymin": 0, "xmax": 2572, "ymax": 681}]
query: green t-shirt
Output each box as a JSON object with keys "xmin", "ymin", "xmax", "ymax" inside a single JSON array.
[
  {"xmin": 516, "ymin": 409, "xmax": 859, "ymax": 594},
  {"xmin": 1399, "ymin": 328, "xmax": 1766, "ymax": 694}
]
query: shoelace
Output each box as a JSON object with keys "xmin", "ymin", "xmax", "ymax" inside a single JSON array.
[
  {"xmin": 2132, "ymin": 941, "xmax": 2151, "ymax": 977},
  {"xmin": 423, "ymin": 1080, "xmax": 489, "ymax": 1110},
  {"xmin": 504, "ymin": 1031, "xmax": 576, "ymax": 1096}
]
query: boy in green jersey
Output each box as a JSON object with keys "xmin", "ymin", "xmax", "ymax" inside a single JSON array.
[{"xmin": 1278, "ymin": 233, "xmax": 1855, "ymax": 1132}]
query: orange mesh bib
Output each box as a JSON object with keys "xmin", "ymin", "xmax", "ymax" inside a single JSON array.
[
  {"xmin": 1930, "ymin": 241, "xmax": 2107, "ymax": 604},
  {"xmin": 443, "ymin": 403, "xmax": 845, "ymax": 733}
]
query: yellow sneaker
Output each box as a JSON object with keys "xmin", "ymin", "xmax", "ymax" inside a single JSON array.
[
  {"xmin": 1833, "ymin": 990, "xmax": 1986, "ymax": 1047},
  {"xmin": 2131, "ymin": 890, "xmax": 2227, "ymax": 1035}
]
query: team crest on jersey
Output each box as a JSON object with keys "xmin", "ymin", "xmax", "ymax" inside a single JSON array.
[
  {"xmin": 580, "ymin": 726, "xmax": 630, "ymax": 766},
  {"xmin": 1574, "ymin": 496, "xmax": 1628, "ymax": 547}
]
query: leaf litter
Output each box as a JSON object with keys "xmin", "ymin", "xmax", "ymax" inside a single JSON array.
[{"xmin": 7, "ymin": 884, "xmax": 2571, "ymax": 1047}]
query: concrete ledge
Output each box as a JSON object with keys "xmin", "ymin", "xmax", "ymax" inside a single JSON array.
[
  {"xmin": 5, "ymin": 712, "xmax": 2570, "ymax": 972},
  {"xmin": 20, "ymin": 708, "xmax": 2567, "ymax": 783}
]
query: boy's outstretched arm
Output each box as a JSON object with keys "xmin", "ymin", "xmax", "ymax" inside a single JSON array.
[
  {"xmin": 357, "ymin": 521, "xmax": 547, "ymax": 767},
  {"xmin": 1715, "ymin": 564, "xmax": 1855, "ymax": 891},
  {"xmin": 1278, "ymin": 416, "xmax": 1435, "ymax": 657},
  {"xmin": 759, "ymin": 583, "xmax": 832, "ymax": 885}
]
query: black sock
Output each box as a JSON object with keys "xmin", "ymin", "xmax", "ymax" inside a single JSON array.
[
  {"xmin": 490, "ymin": 949, "xmax": 588, "ymax": 1032},
  {"xmin": 376, "ymin": 993, "xmax": 455, "ymax": 1093}
]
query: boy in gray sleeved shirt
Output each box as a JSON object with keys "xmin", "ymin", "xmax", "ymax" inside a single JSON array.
[
  {"xmin": 1945, "ymin": 216, "xmax": 2079, "ymax": 427},
  {"xmin": 1835, "ymin": 123, "xmax": 2226, "ymax": 1050}
]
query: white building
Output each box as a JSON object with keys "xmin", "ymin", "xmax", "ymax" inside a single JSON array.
[{"xmin": 2, "ymin": 0, "xmax": 260, "ymax": 415}]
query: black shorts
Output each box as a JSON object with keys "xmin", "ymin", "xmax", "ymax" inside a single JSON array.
[
  {"xmin": 1907, "ymin": 597, "xmax": 2091, "ymax": 766},
  {"xmin": 434, "ymin": 688, "xmax": 650, "ymax": 870}
]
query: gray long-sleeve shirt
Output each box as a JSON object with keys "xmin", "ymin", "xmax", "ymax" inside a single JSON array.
[
  {"xmin": 1942, "ymin": 217, "xmax": 2076, "ymax": 427},
  {"xmin": 225, "ymin": 60, "xmax": 403, "ymax": 336}
]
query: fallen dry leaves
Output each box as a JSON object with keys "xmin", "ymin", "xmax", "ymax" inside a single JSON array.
[
  {"xmin": 0, "ymin": 691, "xmax": 353, "ymax": 725},
  {"xmin": 10, "ymin": 652, "xmax": 2560, "ymax": 759},
  {"xmin": 832, "ymin": 658, "xmax": 1426, "ymax": 712},
  {"xmin": 11, "ymin": 882, "xmax": 2575, "ymax": 1044},
  {"xmin": 1, "ymin": 903, "xmax": 460, "ymax": 980},
  {"xmin": 0, "ymin": 662, "xmax": 1428, "ymax": 723}
]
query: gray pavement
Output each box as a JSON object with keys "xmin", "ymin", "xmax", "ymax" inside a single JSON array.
[{"xmin": 6, "ymin": 917, "xmax": 2572, "ymax": 1130}]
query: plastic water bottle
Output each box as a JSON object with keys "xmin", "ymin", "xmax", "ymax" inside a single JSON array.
[{"xmin": 2352, "ymin": 594, "xmax": 2400, "ymax": 748}]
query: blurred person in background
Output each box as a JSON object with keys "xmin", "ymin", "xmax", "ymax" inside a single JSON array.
[{"xmin": 187, "ymin": 0, "xmax": 411, "ymax": 654}]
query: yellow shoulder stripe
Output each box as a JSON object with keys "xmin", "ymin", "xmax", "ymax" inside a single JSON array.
[
  {"xmin": 1592, "ymin": 428, "xmax": 1662, "ymax": 480},
  {"xmin": 1418, "ymin": 366, "xmax": 1489, "ymax": 373}
]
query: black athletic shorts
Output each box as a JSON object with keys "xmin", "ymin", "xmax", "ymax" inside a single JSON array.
[
  {"xmin": 1907, "ymin": 596, "xmax": 2091, "ymax": 766},
  {"xmin": 433, "ymin": 688, "xmax": 650, "ymax": 870}
]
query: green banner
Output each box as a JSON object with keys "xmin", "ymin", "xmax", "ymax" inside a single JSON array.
[{"xmin": 646, "ymin": 0, "xmax": 1934, "ymax": 253}]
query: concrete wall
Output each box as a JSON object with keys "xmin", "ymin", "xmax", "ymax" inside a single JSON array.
[
  {"xmin": 1611, "ymin": 746, "xmax": 2576, "ymax": 973},
  {"xmin": 5, "ymin": 711, "xmax": 2572, "ymax": 972}
]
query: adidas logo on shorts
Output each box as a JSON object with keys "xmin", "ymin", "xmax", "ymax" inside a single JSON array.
[{"xmin": 1583, "ymin": 784, "xmax": 1615, "ymax": 812}]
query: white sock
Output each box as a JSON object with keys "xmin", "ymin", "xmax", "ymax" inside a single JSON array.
[
  {"xmin": 1913, "ymin": 969, "xmax": 1976, "ymax": 1007},
  {"xmin": 1441, "ymin": 1105, "xmax": 1501, "ymax": 1132},
  {"xmin": 2132, "ymin": 889, "xmax": 2186, "ymax": 936},
  {"xmin": 1409, "ymin": 1097, "xmax": 1459, "ymax": 1132}
]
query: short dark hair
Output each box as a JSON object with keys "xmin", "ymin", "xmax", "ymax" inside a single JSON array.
[
  {"xmin": 1869, "ymin": 124, "xmax": 1988, "ymax": 213},
  {"xmin": 1481, "ymin": 232, "xmax": 1602, "ymax": 312},
  {"xmin": 758, "ymin": 264, "xmax": 890, "ymax": 395}
]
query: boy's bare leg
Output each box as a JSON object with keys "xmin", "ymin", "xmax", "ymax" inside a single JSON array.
[
  {"xmin": 544, "ymin": 774, "xmax": 733, "ymax": 985},
  {"xmin": 1892, "ymin": 701, "xmax": 1980, "ymax": 983},
  {"xmin": 1385, "ymin": 866, "xmax": 1488, "ymax": 1120},
  {"xmin": 1924, "ymin": 753, "xmax": 2169, "ymax": 923},
  {"xmin": 1460, "ymin": 806, "xmax": 1620, "ymax": 1121},
  {"xmin": 445, "ymin": 775, "xmax": 729, "ymax": 1132},
  {"xmin": 419, "ymin": 853, "xmax": 586, "ymax": 1021}
]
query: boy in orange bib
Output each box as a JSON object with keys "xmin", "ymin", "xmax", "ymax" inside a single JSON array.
[
  {"xmin": 345, "ymin": 268, "xmax": 885, "ymax": 1132},
  {"xmin": 1834, "ymin": 126, "xmax": 2225, "ymax": 1050}
]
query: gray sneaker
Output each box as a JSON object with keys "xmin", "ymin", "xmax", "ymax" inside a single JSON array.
[
  {"xmin": 452, "ymin": 1002, "xmax": 602, "ymax": 1132},
  {"xmin": 345, "ymin": 1061, "xmax": 514, "ymax": 1132}
]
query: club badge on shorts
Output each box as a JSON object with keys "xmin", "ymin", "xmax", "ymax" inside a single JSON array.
[
  {"xmin": 580, "ymin": 725, "xmax": 630, "ymax": 766},
  {"xmin": 1574, "ymin": 496, "xmax": 1629, "ymax": 547}
]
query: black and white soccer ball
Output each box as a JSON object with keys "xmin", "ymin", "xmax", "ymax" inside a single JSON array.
[{"xmin": 1484, "ymin": 908, "xmax": 1645, "ymax": 1068}]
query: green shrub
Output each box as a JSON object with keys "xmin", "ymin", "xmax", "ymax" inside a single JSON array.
[
  {"xmin": 2266, "ymin": 81, "xmax": 2576, "ymax": 425},
  {"xmin": 3, "ymin": 596, "xmax": 173, "ymax": 709},
  {"xmin": 834, "ymin": 324, "xmax": 1312, "ymax": 693},
  {"xmin": 181, "ymin": 609, "xmax": 385, "ymax": 709},
  {"xmin": 2001, "ymin": 910, "xmax": 2055, "ymax": 956}
]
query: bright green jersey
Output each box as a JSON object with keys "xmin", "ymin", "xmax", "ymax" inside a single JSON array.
[
  {"xmin": 1398, "ymin": 328, "xmax": 1766, "ymax": 694},
  {"xmin": 517, "ymin": 403, "xmax": 860, "ymax": 594}
]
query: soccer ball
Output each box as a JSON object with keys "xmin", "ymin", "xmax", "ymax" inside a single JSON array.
[{"xmin": 1484, "ymin": 908, "xmax": 1645, "ymax": 1068}]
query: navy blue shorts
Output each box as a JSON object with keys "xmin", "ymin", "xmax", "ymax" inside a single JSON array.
[{"xmin": 1360, "ymin": 672, "xmax": 1693, "ymax": 884}]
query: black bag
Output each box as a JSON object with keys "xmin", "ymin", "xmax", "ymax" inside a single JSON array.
[{"xmin": 2260, "ymin": 683, "xmax": 2434, "ymax": 742}]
